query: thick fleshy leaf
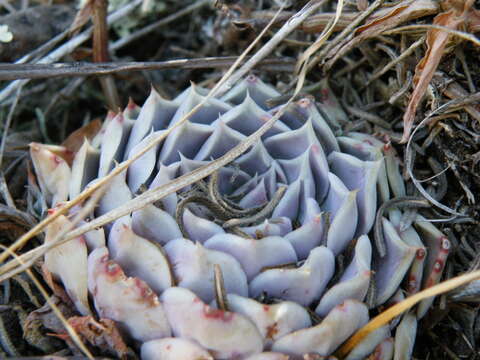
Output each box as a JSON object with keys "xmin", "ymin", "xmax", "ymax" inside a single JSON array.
[
  {"xmin": 239, "ymin": 178, "xmax": 269, "ymax": 209},
  {"xmin": 272, "ymin": 179, "xmax": 301, "ymax": 220},
  {"xmin": 328, "ymin": 152, "xmax": 381, "ymax": 235},
  {"xmin": 295, "ymin": 97, "xmax": 339, "ymax": 154},
  {"xmin": 124, "ymin": 87, "xmax": 177, "ymax": 158},
  {"xmin": 393, "ymin": 312, "xmax": 417, "ymax": 360},
  {"xmin": 322, "ymin": 173, "xmax": 358, "ymax": 255},
  {"xmin": 88, "ymin": 247, "xmax": 171, "ymax": 342},
  {"xmin": 170, "ymin": 85, "xmax": 232, "ymax": 126},
  {"xmin": 383, "ymin": 144, "xmax": 406, "ymax": 199},
  {"xmin": 108, "ymin": 217, "xmax": 173, "ymax": 294},
  {"xmin": 204, "ymin": 234, "xmax": 297, "ymax": 281},
  {"xmin": 225, "ymin": 294, "xmax": 311, "ymax": 346},
  {"xmin": 141, "ymin": 338, "xmax": 213, "ymax": 360},
  {"xmin": 30, "ymin": 142, "xmax": 71, "ymax": 205},
  {"xmin": 375, "ymin": 218, "xmax": 417, "ymax": 306},
  {"xmin": 161, "ymin": 287, "xmax": 263, "ymax": 359},
  {"xmin": 220, "ymin": 74, "xmax": 280, "ymax": 109},
  {"xmin": 414, "ymin": 216, "xmax": 450, "ymax": 318},
  {"xmin": 217, "ymin": 94, "xmax": 289, "ymax": 138},
  {"xmin": 316, "ymin": 78, "xmax": 348, "ymax": 131},
  {"xmin": 249, "ymin": 246, "xmax": 335, "ymax": 306},
  {"xmin": 271, "ymin": 300, "xmax": 369, "ymax": 356},
  {"xmin": 338, "ymin": 134, "xmax": 389, "ymax": 203},
  {"xmin": 96, "ymin": 171, "xmax": 132, "ymax": 218},
  {"xmin": 127, "ymin": 130, "xmax": 166, "ymax": 193},
  {"xmin": 159, "ymin": 121, "xmax": 213, "ymax": 165},
  {"xmin": 78, "ymin": 221, "xmax": 105, "ymax": 250},
  {"xmin": 345, "ymin": 326, "xmax": 390, "ymax": 360},
  {"xmin": 182, "ymin": 209, "xmax": 225, "ymax": 243},
  {"xmin": 69, "ymin": 139, "xmax": 99, "ymax": 199},
  {"xmin": 148, "ymin": 162, "xmax": 179, "ymax": 216},
  {"xmin": 278, "ymin": 149, "xmax": 315, "ymax": 199},
  {"xmin": 131, "ymin": 204, "xmax": 182, "ymax": 245},
  {"xmin": 98, "ymin": 113, "xmax": 133, "ymax": 177},
  {"xmin": 236, "ymin": 142, "xmax": 274, "ymax": 176},
  {"xmin": 371, "ymin": 338, "xmax": 395, "ymax": 360},
  {"xmin": 240, "ymin": 217, "xmax": 292, "ymax": 239},
  {"xmin": 302, "ymin": 197, "xmax": 322, "ymax": 224},
  {"xmin": 316, "ymin": 235, "xmax": 372, "ymax": 316},
  {"xmin": 45, "ymin": 214, "xmax": 90, "ymax": 315},
  {"xmin": 164, "ymin": 238, "xmax": 248, "ymax": 303},
  {"xmin": 397, "ymin": 224, "xmax": 426, "ymax": 295},
  {"xmin": 284, "ymin": 213, "xmax": 326, "ymax": 260},
  {"xmin": 194, "ymin": 121, "xmax": 246, "ymax": 161}
]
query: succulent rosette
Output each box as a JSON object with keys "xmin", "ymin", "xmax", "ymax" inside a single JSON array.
[{"xmin": 30, "ymin": 76, "xmax": 449, "ymax": 359}]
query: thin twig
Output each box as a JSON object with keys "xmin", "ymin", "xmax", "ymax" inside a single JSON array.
[
  {"xmin": 92, "ymin": 0, "xmax": 120, "ymax": 110},
  {"xmin": 0, "ymin": 57, "xmax": 295, "ymax": 81},
  {"xmin": 366, "ymin": 35, "xmax": 425, "ymax": 86},
  {"xmin": 214, "ymin": 264, "xmax": 229, "ymax": 311},
  {"xmin": 382, "ymin": 24, "xmax": 480, "ymax": 46}
]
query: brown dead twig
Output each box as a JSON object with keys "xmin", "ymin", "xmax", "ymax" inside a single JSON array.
[
  {"xmin": 91, "ymin": 0, "xmax": 120, "ymax": 110},
  {"xmin": 0, "ymin": 57, "xmax": 295, "ymax": 81}
]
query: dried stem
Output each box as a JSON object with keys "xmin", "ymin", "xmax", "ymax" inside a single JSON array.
[
  {"xmin": 92, "ymin": 0, "xmax": 120, "ymax": 110},
  {"xmin": 0, "ymin": 58, "xmax": 294, "ymax": 81}
]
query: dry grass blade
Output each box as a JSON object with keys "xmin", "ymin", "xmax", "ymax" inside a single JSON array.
[
  {"xmin": 307, "ymin": 0, "xmax": 384, "ymax": 72},
  {"xmin": 0, "ymin": 2, "xmax": 289, "ymax": 275},
  {"xmin": 365, "ymin": 35, "xmax": 425, "ymax": 87},
  {"xmin": 400, "ymin": 9, "xmax": 464, "ymax": 143},
  {"xmin": 323, "ymin": 0, "xmax": 439, "ymax": 71},
  {"xmin": 336, "ymin": 269, "xmax": 480, "ymax": 358},
  {"xmin": 0, "ymin": 245, "xmax": 93, "ymax": 359},
  {"xmin": 296, "ymin": 0, "xmax": 345, "ymax": 75}
]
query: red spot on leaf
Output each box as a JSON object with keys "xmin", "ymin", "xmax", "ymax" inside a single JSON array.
[
  {"xmin": 202, "ymin": 305, "xmax": 234, "ymax": 322},
  {"xmin": 416, "ymin": 248, "xmax": 426, "ymax": 260},
  {"xmin": 134, "ymin": 278, "xmax": 158, "ymax": 306}
]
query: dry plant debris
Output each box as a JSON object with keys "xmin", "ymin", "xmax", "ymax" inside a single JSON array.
[{"xmin": 0, "ymin": 0, "xmax": 479, "ymax": 359}]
